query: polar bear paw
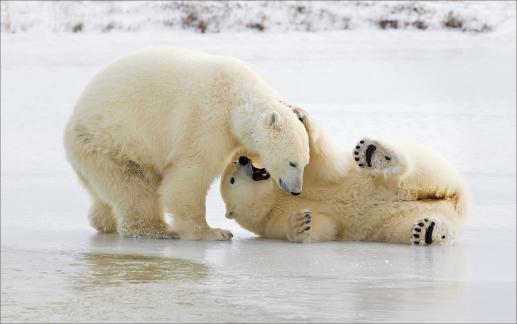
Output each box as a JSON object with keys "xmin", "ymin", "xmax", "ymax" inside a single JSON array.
[
  {"xmin": 180, "ymin": 227, "xmax": 233, "ymax": 241},
  {"xmin": 353, "ymin": 138, "xmax": 405, "ymax": 175},
  {"xmin": 119, "ymin": 222, "xmax": 178, "ymax": 239},
  {"xmin": 411, "ymin": 218, "xmax": 449, "ymax": 246},
  {"xmin": 201, "ymin": 228, "xmax": 234, "ymax": 241},
  {"xmin": 290, "ymin": 106, "xmax": 313, "ymax": 132},
  {"xmin": 287, "ymin": 209, "xmax": 312, "ymax": 243}
]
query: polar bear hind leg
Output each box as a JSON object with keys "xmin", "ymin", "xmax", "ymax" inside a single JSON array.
[
  {"xmin": 71, "ymin": 149, "xmax": 175, "ymax": 239},
  {"xmin": 353, "ymin": 137, "xmax": 469, "ymax": 246},
  {"xmin": 369, "ymin": 201, "xmax": 460, "ymax": 245},
  {"xmin": 76, "ymin": 172, "xmax": 118, "ymax": 233},
  {"xmin": 353, "ymin": 138, "xmax": 408, "ymax": 176},
  {"xmin": 410, "ymin": 217, "xmax": 451, "ymax": 246},
  {"xmin": 89, "ymin": 200, "xmax": 117, "ymax": 233}
]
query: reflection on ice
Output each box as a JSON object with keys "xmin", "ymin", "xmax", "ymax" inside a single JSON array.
[
  {"xmin": 1, "ymin": 222, "xmax": 514, "ymax": 322},
  {"xmin": 72, "ymin": 253, "xmax": 209, "ymax": 289}
]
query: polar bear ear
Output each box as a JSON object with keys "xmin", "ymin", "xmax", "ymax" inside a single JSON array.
[{"xmin": 266, "ymin": 112, "xmax": 281, "ymax": 129}]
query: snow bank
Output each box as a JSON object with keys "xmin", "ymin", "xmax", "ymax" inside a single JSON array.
[{"xmin": 1, "ymin": 1, "xmax": 515, "ymax": 34}]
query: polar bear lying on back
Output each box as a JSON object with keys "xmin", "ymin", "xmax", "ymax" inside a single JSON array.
[
  {"xmin": 221, "ymin": 108, "xmax": 470, "ymax": 245},
  {"xmin": 64, "ymin": 47, "xmax": 309, "ymax": 240}
]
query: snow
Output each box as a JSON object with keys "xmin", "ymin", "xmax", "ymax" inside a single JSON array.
[
  {"xmin": 1, "ymin": 1, "xmax": 515, "ymax": 34},
  {"xmin": 1, "ymin": 26, "xmax": 516, "ymax": 322}
]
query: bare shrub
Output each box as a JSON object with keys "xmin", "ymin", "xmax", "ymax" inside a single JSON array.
[
  {"xmin": 342, "ymin": 17, "xmax": 351, "ymax": 30},
  {"xmin": 412, "ymin": 20, "xmax": 427, "ymax": 30},
  {"xmin": 444, "ymin": 11, "xmax": 463, "ymax": 29},
  {"xmin": 247, "ymin": 22, "xmax": 265, "ymax": 32},
  {"xmin": 378, "ymin": 19, "xmax": 398, "ymax": 29},
  {"xmin": 197, "ymin": 19, "xmax": 207, "ymax": 33},
  {"xmin": 182, "ymin": 10, "xmax": 208, "ymax": 33},
  {"xmin": 72, "ymin": 22, "xmax": 83, "ymax": 33},
  {"xmin": 102, "ymin": 22, "xmax": 115, "ymax": 33}
]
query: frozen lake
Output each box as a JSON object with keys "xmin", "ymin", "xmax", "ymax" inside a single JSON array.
[{"xmin": 1, "ymin": 30, "xmax": 516, "ymax": 322}]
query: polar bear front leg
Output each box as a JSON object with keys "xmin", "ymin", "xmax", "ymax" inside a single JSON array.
[
  {"xmin": 284, "ymin": 209, "xmax": 338, "ymax": 243},
  {"xmin": 113, "ymin": 195, "xmax": 175, "ymax": 239},
  {"xmin": 291, "ymin": 107, "xmax": 314, "ymax": 134},
  {"xmin": 159, "ymin": 164, "xmax": 233, "ymax": 241},
  {"xmin": 287, "ymin": 209, "xmax": 313, "ymax": 243}
]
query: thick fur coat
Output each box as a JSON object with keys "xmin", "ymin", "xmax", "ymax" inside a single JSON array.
[
  {"xmin": 221, "ymin": 108, "xmax": 470, "ymax": 245},
  {"xmin": 64, "ymin": 47, "xmax": 309, "ymax": 240}
]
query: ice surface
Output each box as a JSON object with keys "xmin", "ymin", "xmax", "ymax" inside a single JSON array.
[{"xmin": 1, "ymin": 29, "xmax": 516, "ymax": 322}]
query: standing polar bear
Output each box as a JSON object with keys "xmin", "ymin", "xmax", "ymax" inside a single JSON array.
[
  {"xmin": 64, "ymin": 47, "xmax": 309, "ymax": 240},
  {"xmin": 221, "ymin": 108, "xmax": 470, "ymax": 245}
]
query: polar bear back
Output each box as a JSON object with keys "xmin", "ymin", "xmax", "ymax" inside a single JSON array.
[{"xmin": 67, "ymin": 47, "xmax": 277, "ymax": 170}]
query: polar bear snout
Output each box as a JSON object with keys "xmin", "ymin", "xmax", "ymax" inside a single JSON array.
[
  {"xmin": 236, "ymin": 156, "xmax": 302, "ymax": 195},
  {"xmin": 278, "ymin": 177, "xmax": 302, "ymax": 196},
  {"xmin": 276, "ymin": 162, "xmax": 304, "ymax": 196}
]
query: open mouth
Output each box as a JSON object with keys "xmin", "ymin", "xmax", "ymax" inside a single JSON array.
[{"xmin": 239, "ymin": 156, "xmax": 271, "ymax": 181}]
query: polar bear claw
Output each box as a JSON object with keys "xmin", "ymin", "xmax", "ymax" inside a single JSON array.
[{"xmin": 287, "ymin": 209, "xmax": 312, "ymax": 243}]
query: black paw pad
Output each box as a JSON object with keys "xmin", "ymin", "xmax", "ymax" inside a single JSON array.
[
  {"xmin": 364, "ymin": 144, "xmax": 377, "ymax": 167},
  {"xmin": 411, "ymin": 218, "xmax": 443, "ymax": 246},
  {"xmin": 424, "ymin": 221, "xmax": 435, "ymax": 244}
]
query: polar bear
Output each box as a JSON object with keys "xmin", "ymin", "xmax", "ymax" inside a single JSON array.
[
  {"xmin": 64, "ymin": 47, "xmax": 309, "ymax": 240},
  {"xmin": 220, "ymin": 108, "xmax": 470, "ymax": 245}
]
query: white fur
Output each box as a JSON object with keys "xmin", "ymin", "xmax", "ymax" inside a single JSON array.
[
  {"xmin": 221, "ymin": 108, "xmax": 470, "ymax": 245},
  {"xmin": 64, "ymin": 47, "xmax": 309, "ymax": 240}
]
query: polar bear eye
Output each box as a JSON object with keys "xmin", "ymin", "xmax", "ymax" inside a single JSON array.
[
  {"xmin": 289, "ymin": 162, "xmax": 297, "ymax": 168},
  {"xmin": 230, "ymin": 177, "xmax": 235, "ymax": 184}
]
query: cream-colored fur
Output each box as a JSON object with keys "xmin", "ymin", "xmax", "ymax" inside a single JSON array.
[
  {"xmin": 221, "ymin": 108, "xmax": 470, "ymax": 245},
  {"xmin": 64, "ymin": 47, "xmax": 309, "ymax": 240}
]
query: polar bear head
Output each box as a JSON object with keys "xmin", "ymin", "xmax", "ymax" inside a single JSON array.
[
  {"xmin": 220, "ymin": 156, "xmax": 276, "ymax": 221},
  {"xmin": 245, "ymin": 108, "xmax": 309, "ymax": 196}
]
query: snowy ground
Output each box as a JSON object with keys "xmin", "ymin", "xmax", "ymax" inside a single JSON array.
[
  {"xmin": 2, "ymin": 1, "xmax": 515, "ymax": 34},
  {"xmin": 1, "ymin": 29, "xmax": 516, "ymax": 322}
]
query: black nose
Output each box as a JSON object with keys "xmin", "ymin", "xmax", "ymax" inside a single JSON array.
[
  {"xmin": 291, "ymin": 192, "xmax": 301, "ymax": 196},
  {"xmin": 238, "ymin": 156, "xmax": 250, "ymax": 166}
]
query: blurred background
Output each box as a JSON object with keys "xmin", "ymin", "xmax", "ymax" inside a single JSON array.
[{"xmin": 1, "ymin": 1, "xmax": 515, "ymax": 33}]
